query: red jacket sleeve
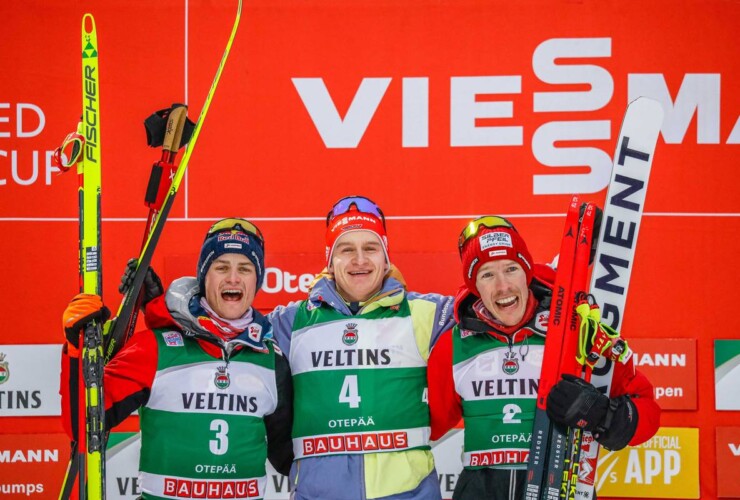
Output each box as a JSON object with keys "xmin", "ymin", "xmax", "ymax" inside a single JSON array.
[
  {"xmin": 427, "ymin": 329, "xmax": 462, "ymax": 440},
  {"xmin": 60, "ymin": 329, "xmax": 158, "ymax": 440},
  {"xmin": 610, "ymin": 358, "xmax": 661, "ymax": 446}
]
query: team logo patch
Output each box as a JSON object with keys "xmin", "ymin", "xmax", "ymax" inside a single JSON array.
[
  {"xmin": 460, "ymin": 329, "xmax": 475, "ymax": 339},
  {"xmin": 342, "ymin": 323, "xmax": 359, "ymax": 345},
  {"xmin": 217, "ymin": 231, "xmax": 250, "ymax": 243},
  {"xmin": 479, "ymin": 231, "xmax": 513, "ymax": 251},
  {"xmin": 162, "ymin": 331, "xmax": 184, "ymax": 347},
  {"xmin": 214, "ymin": 366, "xmax": 230, "ymax": 389},
  {"xmin": 502, "ymin": 351, "xmax": 519, "ymax": 375},
  {"xmin": 535, "ymin": 310, "xmax": 549, "ymax": 331},
  {"xmin": 248, "ymin": 323, "xmax": 262, "ymax": 342},
  {"xmin": 0, "ymin": 353, "xmax": 9, "ymax": 384}
]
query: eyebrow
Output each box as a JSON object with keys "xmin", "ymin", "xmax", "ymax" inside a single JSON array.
[{"xmin": 337, "ymin": 240, "xmax": 381, "ymax": 249}]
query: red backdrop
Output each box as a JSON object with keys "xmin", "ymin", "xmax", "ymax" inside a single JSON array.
[{"xmin": 1, "ymin": 1, "xmax": 738, "ymax": 498}]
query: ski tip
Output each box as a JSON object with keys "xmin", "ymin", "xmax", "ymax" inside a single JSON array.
[
  {"xmin": 82, "ymin": 13, "xmax": 96, "ymax": 35},
  {"xmin": 628, "ymin": 96, "xmax": 665, "ymax": 122}
]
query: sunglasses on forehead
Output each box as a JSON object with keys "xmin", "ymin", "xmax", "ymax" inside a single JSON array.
[
  {"xmin": 458, "ymin": 215, "xmax": 516, "ymax": 255},
  {"xmin": 207, "ymin": 218, "xmax": 264, "ymax": 244},
  {"xmin": 326, "ymin": 196, "xmax": 386, "ymax": 228}
]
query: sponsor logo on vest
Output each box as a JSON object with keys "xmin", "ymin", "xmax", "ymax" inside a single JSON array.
[
  {"xmin": 342, "ymin": 323, "xmax": 358, "ymax": 345},
  {"xmin": 491, "ymin": 432, "xmax": 532, "ymax": 444},
  {"xmin": 469, "ymin": 449, "xmax": 529, "ymax": 467},
  {"xmin": 502, "ymin": 351, "xmax": 519, "ymax": 375},
  {"xmin": 214, "ymin": 366, "xmax": 230, "ymax": 390},
  {"xmin": 460, "ymin": 329, "xmax": 475, "ymax": 339},
  {"xmin": 471, "ymin": 378, "xmax": 539, "ymax": 397},
  {"xmin": 535, "ymin": 311, "xmax": 549, "ymax": 331},
  {"xmin": 328, "ymin": 416, "xmax": 375, "ymax": 428},
  {"xmin": 311, "ymin": 349, "xmax": 391, "ymax": 368},
  {"xmin": 248, "ymin": 323, "xmax": 262, "ymax": 342},
  {"xmin": 0, "ymin": 353, "xmax": 8, "ymax": 384},
  {"xmin": 302, "ymin": 431, "xmax": 409, "ymax": 456},
  {"xmin": 182, "ymin": 392, "xmax": 258, "ymax": 413},
  {"xmin": 162, "ymin": 477, "xmax": 259, "ymax": 499},
  {"xmin": 163, "ymin": 331, "xmax": 184, "ymax": 347}
]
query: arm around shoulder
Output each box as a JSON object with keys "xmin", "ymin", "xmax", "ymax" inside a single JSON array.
[
  {"xmin": 427, "ymin": 329, "xmax": 462, "ymax": 441},
  {"xmin": 265, "ymin": 349, "xmax": 294, "ymax": 476}
]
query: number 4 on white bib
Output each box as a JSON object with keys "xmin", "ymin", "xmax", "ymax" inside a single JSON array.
[{"xmin": 339, "ymin": 375, "xmax": 362, "ymax": 408}]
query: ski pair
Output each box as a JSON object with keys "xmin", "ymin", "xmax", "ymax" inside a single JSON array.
[
  {"xmin": 103, "ymin": 0, "xmax": 243, "ymax": 362},
  {"xmin": 57, "ymin": 2, "xmax": 244, "ymax": 498},
  {"xmin": 525, "ymin": 97, "xmax": 664, "ymax": 500},
  {"xmin": 54, "ymin": 14, "xmax": 106, "ymax": 500},
  {"xmin": 573, "ymin": 96, "xmax": 664, "ymax": 499},
  {"xmin": 524, "ymin": 196, "xmax": 598, "ymax": 500}
]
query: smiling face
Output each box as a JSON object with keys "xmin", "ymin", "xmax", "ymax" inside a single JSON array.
[
  {"xmin": 203, "ymin": 253, "xmax": 258, "ymax": 319},
  {"xmin": 329, "ymin": 231, "xmax": 388, "ymax": 303},
  {"xmin": 475, "ymin": 259, "xmax": 530, "ymax": 327}
]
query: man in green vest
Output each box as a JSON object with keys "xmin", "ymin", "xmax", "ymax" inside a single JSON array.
[
  {"xmin": 269, "ymin": 196, "xmax": 455, "ymax": 499},
  {"xmin": 427, "ymin": 215, "xmax": 661, "ymax": 499},
  {"xmin": 60, "ymin": 218, "xmax": 293, "ymax": 499}
]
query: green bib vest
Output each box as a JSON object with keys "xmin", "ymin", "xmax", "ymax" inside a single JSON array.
[
  {"xmin": 452, "ymin": 326, "xmax": 545, "ymax": 469},
  {"xmin": 138, "ymin": 329, "xmax": 278, "ymax": 499},
  {"xmin": 289, "ymin": 299, "xmax": 431, "ymax": 459}
]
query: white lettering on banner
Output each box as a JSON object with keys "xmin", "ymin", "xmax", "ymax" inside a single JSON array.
[
  {"xmin": 655, "ymin": 386, "xmax": 683, "ymax": 399},
  {"xmin": 261, "ymin": 267, "xmax": 316, "ymax": 294},
  {"xmin": 623, "ymin": 449, "xmax": 681, "ymax": 485},
  {"xmin": 0, "ymin": 102, "xmax": 45, "ymax": 138},
  {"xmin": 640, "ymin": 435, "xmax": 682, "ymax": 449},
  {"xmin": 532, "ymin": 120, "xmax": 612, "ymax": 194},
  {"xmin": 450, "ymin": 76, "xmax": 523, "ymax": 147},
  {"xmin": 0, "ymin": 484, "xmax": 44, "ymax": 496},
  {"xmin": 0, "ymin": 102, "xmax": 61, "ymax": 187},
  {"xmin": 634, "ymin": 353, "xmax": 687, "ymax": 367},
  {"xmin": 403, "ymin": 77, "xmax": 429, "ymax": 147},
  {"xmin": 730, "ymin": 443, "xmax": 740, "ymax": 456},
  {"xmin": 0, "ymin": 449, "xmax": 59, "ymax": 463},
  {"xmin": 292, "ymin": 77, "xmax": 391, "ymax": 148},
  {"xmin": 0, "ymin": 150, "xmax": 62, "ymax": 186},
  {"xmin": 533, "ymin": 38, "xmax": 613, "ymax": 112},
  {"xmin": 629, "ymin": 73, "xmax": 721, "ymax": 143},
  {"xmin": 293, "ymin": 38, "xmax": 736, "ymax": 195}
]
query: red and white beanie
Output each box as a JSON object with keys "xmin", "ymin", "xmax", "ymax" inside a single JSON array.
[
  {"xmin": 460, "ymin": 225, "xmax": 534, "ymax": 296},
  {"xmin": 325, "ymin": 209, "xmax": 389, "ymax": 266}
]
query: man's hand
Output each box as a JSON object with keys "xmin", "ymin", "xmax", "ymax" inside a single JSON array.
[
  {"xmin": 62, "ymin": 294, "xmax": 110, "ymax": 356},
  {"xmin": 119, "ymin": 257, "xmax": 164, "ymax": 307},
  {"xmin": 546, "ymin": 373, "xmax": 608, "ymax": 432}
]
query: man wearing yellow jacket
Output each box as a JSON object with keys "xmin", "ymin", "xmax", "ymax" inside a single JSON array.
[{"xmin": 270, "ymin": 196, "xmax": 455, "ymax": 499}]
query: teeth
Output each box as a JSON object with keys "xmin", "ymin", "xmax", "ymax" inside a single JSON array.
[
  {"xmin": 223, "ymin": 289, "xmax": 242, "ymax": 295},
  {"xmin": 496, "ymin": 296, "xmax": 517, "ymax": 307}
]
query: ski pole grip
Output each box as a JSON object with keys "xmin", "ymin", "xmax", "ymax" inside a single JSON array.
[{"xmin": 163, "ymin": 104, "xmax": 188, "ymax": 154}]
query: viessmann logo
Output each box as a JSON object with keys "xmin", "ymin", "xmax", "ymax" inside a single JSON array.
[{"xmin": 292, "ymin": 36, "xmax": 739, "ymax": 195}]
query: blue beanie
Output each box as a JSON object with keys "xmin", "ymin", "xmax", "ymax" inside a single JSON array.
[{"xmin": 196, "ymin": 228, "xmax": 265, "ymax": 292}]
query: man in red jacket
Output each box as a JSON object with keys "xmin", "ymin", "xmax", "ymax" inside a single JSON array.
[
  {"xmin": 60, "ymin": 218, "xmax": 293, "ymax": 499},
  {"xmin": 427, "ymin": 215, "xmax": 660, "ymax": 499}
]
